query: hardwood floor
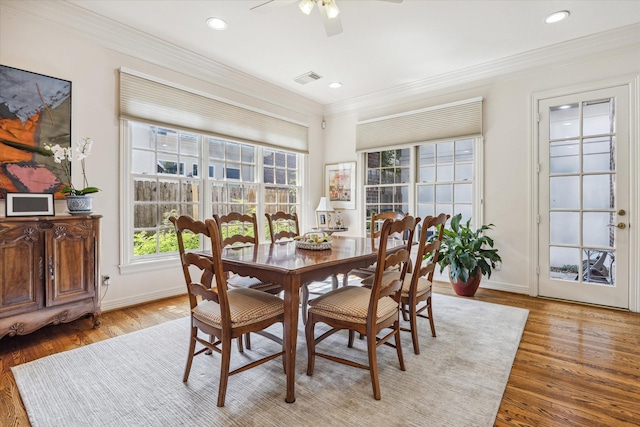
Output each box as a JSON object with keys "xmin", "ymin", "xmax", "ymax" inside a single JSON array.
[{"xmin": 1, "ymin": 283, "xmax": 638, "ymax": 426}]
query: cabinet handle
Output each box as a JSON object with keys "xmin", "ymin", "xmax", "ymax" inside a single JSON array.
[{"xmin": 48, "ymin": 255, "xmax": 54, "ymax": 280}]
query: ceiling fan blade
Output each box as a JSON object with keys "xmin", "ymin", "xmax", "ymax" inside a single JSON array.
[{"xmin": 318, "ymin": 5, "xmax": 343, "ymax": 37}]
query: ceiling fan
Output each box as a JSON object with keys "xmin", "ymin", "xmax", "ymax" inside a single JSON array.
[{"xmin": 251, "ymin": 0, "xmax": 403, "ymax": 37}]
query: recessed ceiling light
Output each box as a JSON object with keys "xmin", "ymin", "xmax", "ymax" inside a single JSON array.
[
  {"xmin": 206, "ymin": 17, "xmax": 228, "ymax": 31},
  {"xmin": 329, "ymin": 81, "xmax": 342, "ymax": 89},
  {"xmin": 545, "ymin": 10, "xmax": 569, "ymax": 24}
]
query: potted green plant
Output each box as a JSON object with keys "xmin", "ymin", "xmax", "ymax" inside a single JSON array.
[{"xmin": 437, "ymin": 213, "xmax": 501, "ymax": 296}]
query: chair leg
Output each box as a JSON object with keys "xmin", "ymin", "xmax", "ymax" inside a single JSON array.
[
  {"xmin": 245, "ymin": 332, "xmax": 252, "ymax": 350},
  {"xmin": 217, "ymin": 336, "xmax": 232, "ymax": 407},
  {"xmin": 342, "ymin": 273, "xmax": 350, "ymax": 287},
  {"xmin": 367, "ymin": 333, "xmax": 381, "ymax": 400},
  {"xmin": 348, "ymin": 330, "xmax": 355, "ymax": 348},
  {"xmin": 305, "ymin": 316, "xmax": 316, "ymax": 376},
  {"xmin": 410, "ymin": 303, "xmax": 420, "ymax": 355},
  {"xmin": 331, "ymin": 274, "xmax": 339, "ymax": 289},
  {"xmin": 427, "ymin": 298, "xmax": 436, "ymax": 337},
  {"xmin": 183, "ymin": 326, "xmax": 197, "ymax": 382},
  {"xmin": 395, "ymin": 320, "xmax": 406, "ymax": 372},
  {"xmin": 301, "ymin": 284, "xmax": 310, "ymax": 325},
  {"xmin": 237, "ymin": 335, "xmax": 244, "ymax": 353}
]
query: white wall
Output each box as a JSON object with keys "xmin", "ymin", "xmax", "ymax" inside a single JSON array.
[
  {"xmin": 324, "ymin": 51, "xmax": 640, "ymax": 296},
  {"xmin": 1, "ymin": 3, "xmax": 638, "ymax": 309},
  {"xmin": 0, "ymin": 6, "xmax": 324, "ymax": 310}
]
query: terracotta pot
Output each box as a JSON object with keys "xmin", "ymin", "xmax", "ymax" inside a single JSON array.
[{"xmin": 449, "ymin": 269, "xmax": 482, "ymax": 297}]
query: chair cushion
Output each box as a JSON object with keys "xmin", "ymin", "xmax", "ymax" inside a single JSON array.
[
  {"xmin": 362, "ymin": 271, "xmax": 432, "ymax": 298},
  {"xmin": 308, "ymin": 286, "xmax": 398, "ymax": 324},
  {"xmin": 192, "ymin": 287, "xmax": 284, "ymax": 329}
]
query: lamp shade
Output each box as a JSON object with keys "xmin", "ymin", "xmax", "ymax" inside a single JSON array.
[{"xmin": 316, "ymin": 197, "xmax": 334, "ymax": 212}]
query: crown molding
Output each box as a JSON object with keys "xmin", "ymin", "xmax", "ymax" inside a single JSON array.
[
  {"xmin": 324, "ymin": 23, "xmax": 640, "ymax": 118},
  {"xmin": 1, "ymin": 0, "xmax": 324, "ymax": 119}
]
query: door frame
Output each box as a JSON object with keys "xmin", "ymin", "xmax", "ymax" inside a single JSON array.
[{"xmin": 530, "ymin": 75, "xmax": 640, "ymax": 312}]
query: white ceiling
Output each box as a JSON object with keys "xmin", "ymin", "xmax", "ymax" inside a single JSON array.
[{"xmin": 65, "ymin": 0, "xmax": 640, "ymax": 106}]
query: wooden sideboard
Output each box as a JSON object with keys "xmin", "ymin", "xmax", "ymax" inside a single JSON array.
[{"xmin": 0, "ymin": 215, "xmax": 101, "ymax": 340}]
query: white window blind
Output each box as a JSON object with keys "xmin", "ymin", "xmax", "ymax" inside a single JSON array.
[
  {"xmin": 356, "ymin": 97, "xmax": 483, "ymax": 151},
  {"xmin": 120, "ymin": 69, "xmax": 309, "ymax": 153}
]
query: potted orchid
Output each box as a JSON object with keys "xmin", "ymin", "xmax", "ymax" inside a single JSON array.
[{"xmin": 45, "ymin": 137, "xmax": 100, "ymax": 214}]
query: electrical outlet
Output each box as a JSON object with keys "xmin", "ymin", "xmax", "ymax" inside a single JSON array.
[
  {"xmin": 494, "ymin": 261, "xmax": 501, "ymax": 271},
  {"xmin": 102, "ymin": 274, "xmax": 111, "ymax": 286}
]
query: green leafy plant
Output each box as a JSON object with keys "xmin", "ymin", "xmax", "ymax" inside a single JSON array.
[{"xmin": 438, "ymin": 213, "xmax": 502, "ymax": 283}]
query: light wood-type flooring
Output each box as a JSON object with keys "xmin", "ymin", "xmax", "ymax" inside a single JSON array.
[{"xmin": 1, "ymin": 282, "xmax": 638, "ymax": 426}]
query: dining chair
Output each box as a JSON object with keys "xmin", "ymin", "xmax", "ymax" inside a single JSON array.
[
  {"xmin": 399, "ymin": 213, "xmax": 449, "ymax": 354},
  {"xmin": 169, "ymin": 215, "xmax": 285, "ymax": 407},
  {"xmin": 265, "ymin": 211, "xmax": 339, "ymax": 324},
  {"xmin": 305, "ymin": 215, "xmax": 417, "ymax": 400},
  {"xmin": 214, "ymin": 212, "xmax": 284, "ymax": 351},
  {"xmin": 265, "ymin": 211, "xmax": 300, "ymax": 242},
  {"xmin": 214, "ymin": 212, "xmax": 283, "ymax": 295},
  {"xmin": 342, "ymin": 210, "xmax": 409, "ymax": 287}
]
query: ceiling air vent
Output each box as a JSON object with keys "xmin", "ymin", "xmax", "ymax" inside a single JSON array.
[{"xmin": 294, "ymin": 71, "xmax": 322, "ymax": 85}]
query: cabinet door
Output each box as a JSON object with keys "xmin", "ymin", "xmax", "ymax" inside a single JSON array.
[
  {"xmin": 45, "ymin": 220, "xmax": 97, "ymax": 307},
  {"xmin": 0, "ymin": 222, "xmax": 43, "ymax": 317}
]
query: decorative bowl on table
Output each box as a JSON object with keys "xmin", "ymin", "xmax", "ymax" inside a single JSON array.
[{"xmin": 295, "ymin": 232, "xmax": 332, "ymax": 251}]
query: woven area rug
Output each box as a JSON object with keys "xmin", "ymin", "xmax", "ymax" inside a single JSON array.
[{"xmin": 12, "ymin": 293, "xmax": 528, "ymax": 427}]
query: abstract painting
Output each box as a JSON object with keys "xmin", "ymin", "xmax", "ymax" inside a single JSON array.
[{"xmin": 0, "ymin": 65, "xmax": 71, "ymax": 199}]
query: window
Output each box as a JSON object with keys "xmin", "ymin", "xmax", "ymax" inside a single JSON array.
[
  {"xmin": 124, "ymin": 121, "xmax": 302, "ymax": 266},
  {"xmin": 364, "ymin": 137, "xmax": 481, "ymax": 233},
  {"xmin": 263, "ymin": 149, "xmax": 299, "ymax": 219}
]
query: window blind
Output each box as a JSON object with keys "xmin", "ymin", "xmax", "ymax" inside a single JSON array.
[
  {"xmin": 120, "ymin": 69, "xmax": 309, "ymax": 153},
  {"xmin": 356, "ymin": 97, "xmax": 483, "ymax": 151}
]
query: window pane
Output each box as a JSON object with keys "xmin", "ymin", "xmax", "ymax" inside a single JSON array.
[
  {"xmin": 583, "ymin": 99, "xmax": 613, "ymax": 136},
  {"xmin": 583, "ymin": 137, "xmax": 615, "ymax": 173},
  {"xmin": 550, "ymin": 103, "xmax": 579, "ymax": 139},
  {"xmin": 367, "ymin": 152, "xmax": 380, "ymax": 168},
  {"xmin": 157, "ymin": 129, "xmax": 178, "ymax": 153},
  {"xmin": 550, "ymin": 212, "xmax": 579, "ymax": 245},
  {"xmin": 419, "ymin": 165, "xmax": 435, "ymax": 183},
  {"xmin": 454, "ymin": 183, "xmax": 472, "ymax": 203},
  {"xmin": 549, "ymin": 246, "xmax": 579, "ymax": 281},
  {"xmin": 275, "ymin": 152, "xmax": 286, "ymax": 167},
  {"xmin": 209, "ymin": 139, "xmax": 224, "ymax": 159},
  {"xmin": 550, "ymin": 140, "xmax": 579, "ymax": 174},
  {"xmin": 550, "ymin": 176, "xmax": 579, "ymax": 209},
  {"xmin": 417, "ymin": 184, "xmax": 434, "ymax": 203},
  {"xmin": 134, "ymin": 178, "xmax": 156, "ymax": 202},
  {"xmin": 437, "ymin": 142, "xmax": 454, "ymax": 162},
  {"xmin": 437, "ymin": 164, "xmax": 454, "ymax": 182},
  {"xmin": 132, "ymin": 150, "xmax": 155, "ymax": 174},
  {"xmin": 419, "ymin": 145, "xmax": 435, "ymax": 165},
  {"xmin": 435, "ymin": 184, "xmax": 452, "ymax": 203},
  {"xmin": 455, "ymin": 139, "xmax": 473, "ymax": 161},
  {"xmin": 583, "ymin": 174, "xmax": 615, "ymax": 209},
  {"xmin": 241, "ymin": 145, "xmax": 255, "ymax": 163},
  {"xmin": 225, "ymin": 142, "xmax": 240, "ymax": 161},
  {"xmin": 367, "ymin": 169, "xmax": 380, "ymax": 185},
  {"xmin": 180, "ymin": 133, "xmax": 198, "ymax": 156},
  {"xmin": 583, "ymin": 212, "xmax": 614, "ymax": 248}
]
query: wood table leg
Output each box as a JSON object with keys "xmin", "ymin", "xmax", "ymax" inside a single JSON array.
[{"xmin": 283, "ymin": 275, "xmax": 300, "ymax": 403}]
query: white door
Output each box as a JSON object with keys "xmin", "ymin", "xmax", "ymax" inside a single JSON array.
[{"xmin": 538, "ymin": 86, "xmax": 629, "ymax": 309}]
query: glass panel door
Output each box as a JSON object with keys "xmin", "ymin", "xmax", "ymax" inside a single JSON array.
[{"xmin": 538, "ymin": 86, "xmax": 629, "ymax": 308}]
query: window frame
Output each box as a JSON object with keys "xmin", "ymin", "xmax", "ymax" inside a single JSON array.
[{"xmin": 119, "ymin": 119, "xmax": 304, "ymax": 273}]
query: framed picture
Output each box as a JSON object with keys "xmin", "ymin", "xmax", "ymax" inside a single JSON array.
[
  {"xmin": 316, "ymin": 211, "xmax": 329, "ymax": 228},
  {"xmin": 0, "ymin": 65, "xmax": 72, "ymax": 200},
  {"xmin": 5, "ymin": 193, "xmax": 55, "ymax": 217},
  {"xmin": 325, "ymin": 162, "xmax": 356, "ymax": 210}
]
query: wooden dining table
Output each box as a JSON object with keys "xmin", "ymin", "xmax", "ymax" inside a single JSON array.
[{"xmin": 221, "ymin": 235, "xmax": 405, "ymax": 403}]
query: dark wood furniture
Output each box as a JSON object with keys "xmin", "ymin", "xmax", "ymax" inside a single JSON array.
[
  {"xmin": 399, "ymin": 213, "xmax": 448, "ymax": 354},
  {"xmin": 170, "ymin": 215, "xmax": 285, "ymax": 407},
  {"xmin": 343, "ymin": 211, "xmax": 408, "ymax": 286},
  {"xmin": 213, "ymin": 212, "xmax": 282, "ymax": 295},
  {"xmin": 220, "ymin": 235, "xmax": 406, "ymax": 403},
  {"xmin": 0, "ymin": 215, "xmax": 101, "ymax": 340},
  {"xmin": 305, "ymin": 216, "xmax": 417, "ymax": 400},
  {"xmin": 265, "ymin": 211, "xmax": 338, "ymax": 324},
  {"xmin": 265, "ymin": 211, "xmax": 300, "ymax": 242}
]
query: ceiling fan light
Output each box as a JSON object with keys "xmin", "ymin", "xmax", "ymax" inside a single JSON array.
[
  {"xmin": 325, "ymin": 0, "xmax": 340, "ymax": 19},
  {"xmin": 299, "ymin": 0, "xmax": 315, "ymax": 16}
]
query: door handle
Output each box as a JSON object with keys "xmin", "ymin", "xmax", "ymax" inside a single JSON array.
[{"xmin": 607, "ymin": 223, "xmax": 626, "ymax": 229}]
